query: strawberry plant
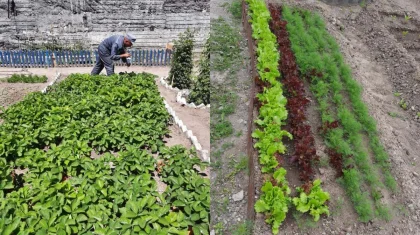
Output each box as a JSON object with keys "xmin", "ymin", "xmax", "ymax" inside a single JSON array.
[
  {"xmin": 292, "ymin": 179, "xmax": 330, "ymax": 221},
  {"xmin": 0, "ymin": 73, "xmax": 209, "ymax": 234}
]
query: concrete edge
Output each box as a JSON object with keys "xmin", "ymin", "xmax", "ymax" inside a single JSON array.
[
  {"xmin": 41, "ymin": 72, "xmax": 61, "ymax": 93},
  {"xmin": 159, "ymin": 76, "xmax": 210, "ymax": 109},
  {"xmin": 161, "ymin": 96, "xmax": 210, "ymax": 163}
]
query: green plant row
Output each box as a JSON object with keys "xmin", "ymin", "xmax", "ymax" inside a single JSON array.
[
  {"xmin": 283, "ymin": 6, "xmax": 395, "ymax": 222},
  {"xmin": 245, "ymin": 0, "xmax": 292, "ymax": 232},
  {"xmin": 7, "ymin": 74, "xmax": 48, "ymax": 83},
  {"xmin": 300, "ymin": 11, "xmax": 396, "ymax": 192},
  {"xmin": 0, "ymin": 73, "xmax": 209, "ymax": 234},
  {"xmin": 246, "ymin": 0, "xmax": 291, "ymax": 173}
]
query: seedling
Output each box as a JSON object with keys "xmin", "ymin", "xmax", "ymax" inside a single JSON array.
[
  {"xmin": 402, "ymin": 31, "xmax": 409, "ymax": 37},
  {"xmin": 399, "ymin": 99, "xmax": 408, "ymax": 110},
  {"xmin": 393, "ymin": 92, "xmax": 402, "ymax": 97},
  {"xmin": 360, "ymin": 0, "xmax": 367, "ymax": 8},
  {"xmin": 404, "ymin": 14, "xmax": 412, "ymax": 21}
]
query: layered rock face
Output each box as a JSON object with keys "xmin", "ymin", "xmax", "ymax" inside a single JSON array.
[{"xmin": 0, "ymin": 0, "xmax": 210, "ymax": 51}]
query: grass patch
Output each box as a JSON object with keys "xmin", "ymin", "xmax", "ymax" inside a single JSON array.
[
  {"xmin": 211, "ymin": 85, "xmax": 238, "ymax": 142},
  {"xmin": 228, "ymin": 154, "xmax": 249, "ymax": 179},
  {"xmin": 227, "ymin": 0, "xmax": 242, "ymax": 20},
  {"xmin": 7, "ymin": 74, "xmax": 48, "ymax": 83},
  {"xmin": 210, "ymin": 17, "xmax": 242, "ymax": 71},
  {"xmin": 231, "ymin": 220, "xmax": 253, "ymax": 235}
]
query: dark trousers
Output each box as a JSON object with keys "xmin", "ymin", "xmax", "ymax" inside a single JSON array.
[{"xmin": 91, "ymin": 44, "xmax": 115, "ymax": 76}]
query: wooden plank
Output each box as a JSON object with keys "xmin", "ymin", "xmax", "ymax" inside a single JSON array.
[
  {"xmin": 46, "ymin": 50, "xmax": 50, "ymax": 67},
  {"xmin": 94, "ymin": 50, "xmax": 99, "ymax": 66},
  {"xmin": 160, "ymin": 49, "xmax": 163, "ymax": 66},
  {"xmin": 42, "ymin": 51, "xmax": 46, "ymax": 68},
  {"xmin": 150, "ymin": 50, "xmax": 153, "ymax": 67},
  {"xmin": 64, "ymin": 51, "xmax": 69, "ymax": 67},
  {"xmin": 5, "ymin": 51, "xmax": 10, "ymax": 67}
]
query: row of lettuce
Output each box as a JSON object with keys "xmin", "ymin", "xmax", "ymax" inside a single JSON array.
[
  {"xmin": 0, "ymin": 73, "xmax": 209, "ymax": 234},
  {"xmin": 246, "ymin": 0, "xmax": 330, "ymax": 234}
]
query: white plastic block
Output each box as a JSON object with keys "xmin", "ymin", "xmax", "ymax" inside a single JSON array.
[
  {"xmin": 181, "ymin": 125, "xmax": 188, "ymax": 132},
  {"xmin": 186, "ymin": 130, "xmax": 193, "ymax": 138},
  {"xmin": 193, "ymin": 141, "xmax": 202, "ymax": 151},
  {"xmin": 197, "ymin": 104, "xmax": 205, "ymax": 109},
  {"xmin": 174, "ymin": 116, "xmax": 180, "ymax": 125},
  {"xmin": 201, "ymin": 150, "xmax": 210, "ymax": 162},
  {"xmin": 180, "ymin": 98, "xmax": 187, "ymax": 105},
  {"xmin": 206, "ymin": 104, "xmax": 211, "ymax": 108},
  {"xmin": 178, "ymin": 120, "xmax": 184, "ymax": 128},
  {"xmin": 190, "ymin": 136, "xmax": 198, "ymax": 144}
]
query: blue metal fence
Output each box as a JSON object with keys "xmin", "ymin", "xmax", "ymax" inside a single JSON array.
[{"xmin": 0, "ymin": 49, "xmax": 173, "ymax": 68}]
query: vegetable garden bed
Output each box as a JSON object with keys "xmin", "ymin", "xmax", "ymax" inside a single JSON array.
[
  {"xmin": 0, "ymin": 72, "xmax": 209, "ymax": 234},
  {"xmin": 242, "ymin": 0, "xmax": 398, "ymax": 233}
]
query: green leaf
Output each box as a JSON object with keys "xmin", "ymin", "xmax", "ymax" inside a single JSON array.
[{"xmin": 3, "ymin": 218, "xmax": 21, "ymax": 235}]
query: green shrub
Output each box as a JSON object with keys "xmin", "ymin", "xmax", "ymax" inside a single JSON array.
[
  {"xmin": 168, "ymin": 29, "xmax": 195, "ymax": 89},
  {"xmin": 188, "ymin": 38, "xmax": 210, "ymax": 105}
]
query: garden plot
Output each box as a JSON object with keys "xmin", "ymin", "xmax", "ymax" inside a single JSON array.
[
  {"xmin": 0, "ymin": 72, "xmax": 210, "ymax": 234},
  {"xmin": 229, "ymin": 0, "xmax": 420, "ymax": 234}
]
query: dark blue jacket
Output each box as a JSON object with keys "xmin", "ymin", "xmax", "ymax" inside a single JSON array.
[{"xmin": 99, "ymin": 35, "xmax": 127, "ymax": 62}]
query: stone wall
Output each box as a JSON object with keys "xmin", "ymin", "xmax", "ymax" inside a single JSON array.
[{"xmin": 0, "ymin": 0, "xmax": 210, "ymax": 52}]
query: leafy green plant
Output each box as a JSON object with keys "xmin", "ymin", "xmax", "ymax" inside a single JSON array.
[
  {"xmin": 399, "ymin": 99, "xmax": 408, "ymax": 110},
  {"xmin": 7, "ymin": 74, "xmax": 48, "ymax": 83},
  {"xmin": 254, "ymin": 168, "xmax": 291, "ymax": 234},
  {"xmin": 0, "ymin": 73, "xmax": 209, "ymax": 234},
  {"xmin": 188, "ymin": 38, "xmax": 210, "ymax": 105},
  {"xmin": 168, "ymin": 28, "xmax": 195, "ymax": 89},
  {"xmin": 292, "ymin": 179, "xmax": 330, "ymax": 221},
  {"xmin": 360, "ymin": 0, "xmax": 367, "ymax": 8}
]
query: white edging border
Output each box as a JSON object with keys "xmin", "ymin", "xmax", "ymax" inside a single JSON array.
[
  {"xmin": 41, "ymin": 72, "xmax": 61, "ymax": 93},
  {"xmin": 162, "ymin": 98, "xmax": 210, "ymax": 163},
  {"xmin": 159, "ymin": 76, "xmax": 210, "ymax": 109}
]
